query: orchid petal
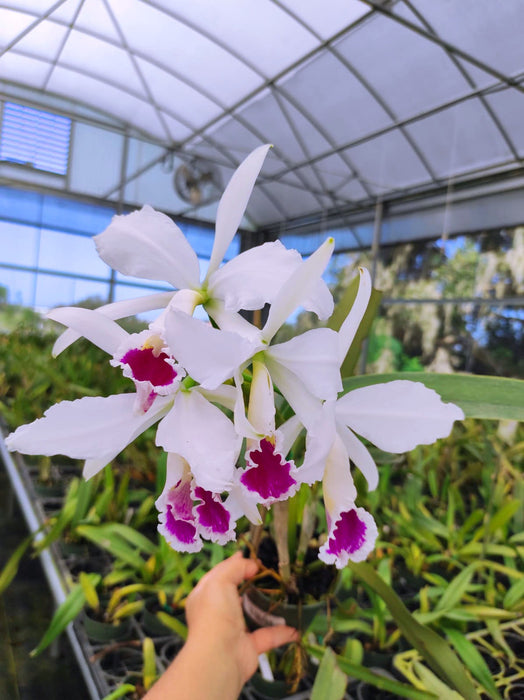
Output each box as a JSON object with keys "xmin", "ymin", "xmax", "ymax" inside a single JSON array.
[
  {"xmin": 198, "ymin": 384, "xmax": 238, "ymax": 412},
  {"xmin": 211, "ymin": 239, "xmax": 334, "ymax": 317},
  {"xmin": 338, "ymin": 267, "xmax": 372, "ymax": 364},
  {"xmin": 163, "ymin": 309, "xmax": 257, "ymax": 389},
  {"xmin": 48, "ymin": 307, "xmax": 128, "ymax": 356},
  {"xmin": 52, "ymin": 291, "xmax": 175, "ymax": 357},
  {"xmin": 158, "ymin": 452, "xmax": 186, "ymax": 501},
  {"xmin": 233, "ymin": 370, "xmax": 259, "ymax": 440},
  {"xmin": 206, "ymin": 144, "xmax": 271, "ymax": 280},
  {"xmin": 336, "ymin": 380, "xmax": 465, "ymax": 453},
  {"xmin": 205, "ymin": 300, "xmax": 261, "ymax": 342},
  {"xmin": 322, "ymin": 433, "xmax": 357, "ymax": 512},
  {"xmin": 225, "ymin": 485, "xmax": 262, "ymax": 525},
  {"xmin": 149, "ymin": 289, "xmax": 204, "ymax": 338},
  {"xmin": 319, "ymin": 437, "xmax": 378, "ymax": 567},
  {"xmin": 297, "ymin": 401, "xmax": 337, "ymax": 485},
  {"xmin": 262, "ymin": 237, "xmax": 334, "ymax": 342},
  {"xmin": 306, "ymin": 278, "xmax": 336, "ymax": 321},
  {"xmin": 6, "ymin": 394, "xmax": 170, "ymax": 461},
  {"xmin": 94, "ymin": 205, "xmax": 200, "ymax": 289},
  {"xmin": 209, "ymin": 241, "xmax": 301, "ymax": 311},
  {"xmin": 83, "ymin": 457, "xmax": 113, "ymax": 480},
  {"xmin": 264, "ymin": 355, "xmax": 323, "ymax": 430},
  {"xmin": 337, "ymin": 423, "xmax": 379, "ymax": 491},
  {"xmin": 247, "ymin": 361, "xmax": 276, "ymax": 437},
  {"xmin": 278, "ymin": 414, "xmax": 303, "ymax": 458},
  {"xmin": 267, "ymin": 328, "xmax": 342, "ymax": 401},
  {"xmin": 156, "ymin": 390, "xmax": 240, "ymax": 493}
]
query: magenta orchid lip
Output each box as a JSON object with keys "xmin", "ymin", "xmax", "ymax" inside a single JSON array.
[{"xmin": 240, "ymin": 438, "xmax": 299, "ymax": 507}]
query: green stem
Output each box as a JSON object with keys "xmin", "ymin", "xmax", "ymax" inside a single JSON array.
[
  {"xmin": 296, "ymin": 496, "xmax": 318, "ymax": 567},
  {"xmin": 272, "ymin": 501, "xmax": 292, "ymax": 586}
]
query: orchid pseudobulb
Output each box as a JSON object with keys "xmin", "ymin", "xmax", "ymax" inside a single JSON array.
[{"xmin": 6, "ymin": 144, "xmax": 464, "ymax": 567}]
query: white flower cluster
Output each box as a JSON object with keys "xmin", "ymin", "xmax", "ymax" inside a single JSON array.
[{"xmin": 6, "ymin": 146, "xmax": 463, "ymax": 567}]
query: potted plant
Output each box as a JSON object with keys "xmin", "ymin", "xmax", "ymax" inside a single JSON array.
[{"xmin": 6, "ymin": 145, "xmax": 524, "ymax": 698}]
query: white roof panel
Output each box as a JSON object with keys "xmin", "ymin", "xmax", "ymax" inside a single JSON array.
[{"xmin": 1, "ymin": 0, "xmax": 524, "ymax": 241}]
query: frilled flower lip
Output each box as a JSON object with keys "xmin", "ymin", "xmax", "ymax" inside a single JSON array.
[
  {"xmin": 156, "ymin": 456, "xmax": 237, "ymax": 552},
  {"xmin": 319, "ymin": 505, "xmax": 378, "ymax": 568},
  {"xmin": 157, "ymin": 474, "xmax": 201, "ymax": 553},
  {"xmin": 110, "ymin": 330, "xmax": 184, "ymax": 414},
  {"xmin": 239, "ymin": 436, "xmax": 299, "ymax": 507}
]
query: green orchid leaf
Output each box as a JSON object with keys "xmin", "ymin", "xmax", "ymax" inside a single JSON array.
[
  {"xmin": 434, "ymin": 563, "xmax": 476, "ymax": 612},
  {"xmin": 346, "ymin": 562, "xmax": 481, "ymax": 699},
  {"xmin": 444, "ymin": 628, "xmax": 502, "ymax": 700},
  {"xmin": 79, "ymin": 571, "xmax": 99, "ymax": 611},
  {"xmin": 504, "ymin": 577, "xmax": 524, "ymax": 610},
  {"xmin": 0, "ymin": 533, "xmax": 34, "ymax": 594},
  {"xmin": 31, "ymin": 573, "xmax": 101, "ymax": 657},
  {"xmin": 307, "ymin": 644, "xmax": 437, "ymax": 700},
  {"xmin": 156, "ymin": 611, "xmax": 188, "ymax": 640},
  {"xmin": 76, "ymin": 524, "xmax": 146, "ymax": 571},
  {"xmin": 112, "ymin": 600, "xmax": 144, "ymax": 620},
  {"xmin": 458, "ymin": 543, "xmax": 517, "ymax": 559},
  {"xmin": 487, "ymin": 500, "xmax": 522, "ymax": 535},
  {"xmin": 342, "ymin": 373, "xmax": 524, "ymax": 420},
  {"xmin": 70, "ymin": 477, "xmax": 95, "ymax": 530},
  {"xmin": 33, "ymin": 497, "xmax": 78, "ymax": 554},
  {"xmin": 101, "ymin": 685, "xmax": 136, "ymax": 700},
  {"xmin": 143, "ymin": 637, "xmax": 157, "ymax": 691},
  {"xmin": 412, "ymin": 662, "xmax": 463, "ymax": 699},
  {"xmin": 102, "ymin": 522, "xmax": 157, "ymax": 556},
  {"xmin": 328, "ymin": 276, "xmax": 382, "ymax": 377},
  {"xmin": 310, "ymin": 647, "xmax": 347, "ymax": 700}
]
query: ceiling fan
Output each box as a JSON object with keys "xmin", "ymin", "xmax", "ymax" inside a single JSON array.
[{"xmin": 173, "ymin": 158, "xmax": 222, "ymax": 207}]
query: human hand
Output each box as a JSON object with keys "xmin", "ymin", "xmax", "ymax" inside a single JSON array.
[
  {"xmin": 185, "ymin": 551, "xmax": 299, "ymax": 694},
  {"xmin": 144, "ymin": 551, "xmax": 298, "ymax": 700}
]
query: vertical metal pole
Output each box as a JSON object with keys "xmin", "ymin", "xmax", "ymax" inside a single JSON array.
[
  {"xmin": 359, "ymin": 199, "xmax": 383, "ymax": 374},
  {"xmin": 370, "ymin": 199, "xmax": 383, "ymax": 285},
  {"xmin": 108, "ymin": 129, "xmax": 129, "ymax": 303}
]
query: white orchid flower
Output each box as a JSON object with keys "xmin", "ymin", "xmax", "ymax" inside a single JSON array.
[
  {"xmin": 318, "ymin": 433, "xmax": 378, "ymax": 568},
  {"xmin": 7, "ymin": 307, "xmax": 241, "ymax": 492},
  {"xmin": 297, "ymin": 268, "xmax": 465, "ymax": 490},
  {"xmin": 162, "ymin": 236, "xmax": 342, "ymax": 509},
  {"xmin": 238, "ymin": 360, "xmax": 300, "ymax": 508},
  {"xmin": 53, "ymin": 144, "xmax": 332, "ymax": 356},
  {"xmin": 156, "ymin": 454, "xmax": 239, "ymax": 553}
]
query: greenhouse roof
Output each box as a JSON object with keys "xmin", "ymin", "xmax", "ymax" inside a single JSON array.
[{"xmin": 1, "ymin": 0, "xmax": 524, "ymax": 249}]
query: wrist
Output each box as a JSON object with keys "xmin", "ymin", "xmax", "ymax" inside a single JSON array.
[{"xmin": 182, "ymin": 633, "xmax": 245, "ymax": 698}]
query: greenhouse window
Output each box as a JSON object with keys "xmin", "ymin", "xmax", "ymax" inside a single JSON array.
[{"xmin": 0, "ymin": 102, "xmax": 71, "ymax": 175}]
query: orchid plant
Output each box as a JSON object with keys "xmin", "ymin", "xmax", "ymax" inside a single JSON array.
[{"xmin": 6, "ymin": 145, "xmax": 464, "ymax": 587}]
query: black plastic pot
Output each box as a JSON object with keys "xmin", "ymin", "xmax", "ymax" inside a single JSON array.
[
  {"xmin": 140, "ymin": 597, "xmax": 187, "ymax": 638},
  {"xmin": 159, "ymin": 638, "xmax": 184, "ymax": 667},
  {"xmin": 247, "ymin": 672, "xmax": 311, "ymax": 700},
  {"xmin": 82, "ymin": 610, "xmax": 133, "ymax": 643},
  {"xmin": 98, "ymin": 646, "xmax": 143, "ymax": 685},
  {"xmin": 243, "ymin": 584, "xmax": 335, "ymax": 632}
]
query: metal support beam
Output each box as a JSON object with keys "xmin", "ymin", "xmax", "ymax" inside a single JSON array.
[
  {"xmin": 0, "ymin": 434, "xmax": 101, "ymax": 700},
  {"xmin": 360, "ymin": 200, "xmax": 383, "ymax": 374}
]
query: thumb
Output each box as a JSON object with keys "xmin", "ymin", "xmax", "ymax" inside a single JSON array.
[{"xmin": 251, "ymin": 625, "xmax": 299, "ymax": 655}]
